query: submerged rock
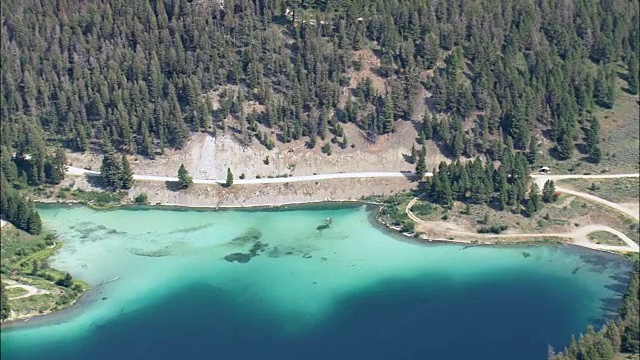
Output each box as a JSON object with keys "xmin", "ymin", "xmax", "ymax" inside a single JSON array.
[
  {"xmin": 224, "ymin": 253, "xmax": 253, "ymax": 263},
  {"xmin": 224, "ymin": 241, "xmax": 269, "ymax": 263},
  {"xmin": 231, "ymin": 228, "xmax": 262, "ymax": 245},
  {"xmin": 316, "ymin": 217, "xmax": 332, "ymax": 231}
]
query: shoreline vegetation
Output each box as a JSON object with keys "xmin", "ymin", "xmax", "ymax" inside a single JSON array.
[{"xmin": 0, "ymin": 225, "xmax": 89, "ymax": 325}]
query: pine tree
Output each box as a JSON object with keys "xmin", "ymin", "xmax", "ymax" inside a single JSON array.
[
  {"xmin": 527, "ymin": 137, "xmax": 538, "ymax": 165},
  {"xmin": 594, "ymin": 66, "xmax": 616, "ymax": 109},
  {"xmin": 225, "ymin": 168, "xmax": 234, "ymax": 187},
  {"xmin": 410, "ymin": 144, "xmax": 417, "ymax": 164},
  {"xmin": 120, "ymin": 155, "xmax": 134, "ymax": 189},
  {"xmin": 587, "ymin": 117, "xmax": 601, "ymax": 152},
  {"xmin": 451, "ymin": 131, "xmax": 464, "ymax": 158},
  {"xmin": 589, "ymin": 146, "xmax": 602, "ymax": 164},
  {"xmin": 56, "ymin": 273, "xmax": 73, "ymax": 288},
  {"xmin": 45, "ymin": 149, "xmax": 67, "ymax": 185},
  {"xmin": 100, "ymin": 152, "xmax": 123, "ymax": 190},
  {"xmin": 383, "ymin": 97, "xmax": 394, "ymax": 134},
  {"xmin": 542, "ymin": 180, "xmax": 557, "ymax": 203},
  {"xmin": 27, "ymin": 208, "xmax": 42, "ymax": 235},
  {"xmin": 556, "ymin": 133, "xmax": 574, "ymax": 160},
  {"xmin": 529, "ymin": 182, "xmax": 541, "ymax": 212},
  {"xmin": 177, "ymin": 164, "xmax": 193, "ymax": 189},
  {"xmin": 423, "ymin": 112, "xmax": 433, "ymax": 140},
  {"xmin": 587, "ymin": 117, "xmax": 602, "ymax": 163}
]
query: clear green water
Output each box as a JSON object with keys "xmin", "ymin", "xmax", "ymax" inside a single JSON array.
[{"xmin": 0, "ymin": 205, "xmax": 632, "ymax": 360}]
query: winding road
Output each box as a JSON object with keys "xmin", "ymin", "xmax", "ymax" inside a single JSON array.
[
  {"xmin": 5, "ymin": 285, "xmax": 40, "ymax": 300},
  {"xmin": 406, "ymin": 172, "xmax": 640, "ymax": 252},
  {"xmin": 406, "ymin": 195, "xmax": 639, "ymax": 253},
  {"xmin": 2, "ymin": 279, "xmax": 48, "ymax": 300},
  {"xmin": 532, "ymin": 173, "xmax": 640, "ymax": 221}
]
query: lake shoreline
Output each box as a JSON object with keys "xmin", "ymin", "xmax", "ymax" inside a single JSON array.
[
  {"xmin": 36, "ymin": 198, "xmax": 634, "ymax": 254},
  {"xmin": 2, "ymin": 198, "xmax": 630, "ymax": 327},
  {"xmin": 2, "ymin": 204, "xmax": 635, "ymax": 360}
]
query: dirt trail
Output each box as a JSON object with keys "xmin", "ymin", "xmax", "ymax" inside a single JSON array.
[
  {"xmin": 530, "ymin": 173, "xmax": 639, "ymax": 220},
  {"xmin": 2, "ymin": 280, "xmax": 49, "ymax": 300},
  {"xmin": 406, "ymin": 196, "xmax": 639, "ymax": 253}
]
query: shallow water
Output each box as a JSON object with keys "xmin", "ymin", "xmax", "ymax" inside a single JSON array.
[{"xmin": 1, "ymin": 205, "xmax": 632, "ymax": 360}]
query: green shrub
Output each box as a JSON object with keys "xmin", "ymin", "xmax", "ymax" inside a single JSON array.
[
  {"xmin": 477, "ymin": 224, "xmax": 508, "ymax": 234},
  {"xmin": 134, "ymin": 193, "xmax": 149, "ymax": 205}
]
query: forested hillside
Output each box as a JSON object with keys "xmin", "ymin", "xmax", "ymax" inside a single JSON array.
[{"xmin": 1, "ymin": 0, "xmax": 638, "ymax": 182}]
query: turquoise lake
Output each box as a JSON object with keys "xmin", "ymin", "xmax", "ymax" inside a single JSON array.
[{"xmin": 0, "ymin": 204, "xmax": 632, "ymax": 360}]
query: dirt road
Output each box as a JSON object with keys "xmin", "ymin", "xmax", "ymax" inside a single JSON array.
[
  {"xmin": 532, "ymin": 173, "xmax": 640, "ymax": 221},
  {"xmin": 2, "ymin": 279, "xmax": 49, "ymax": 300},
  {"xmin": 406, "ymin": 197, "xmax": 639, "ymax": 253},
  {"xmin": 67, "ymin": 166, "xmax": 426, "ymax": 184}
]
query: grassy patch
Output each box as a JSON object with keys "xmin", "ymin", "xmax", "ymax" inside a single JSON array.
[
  {"xmin": 0, "ymin": 226, "xmax": 88, "ymax": 322},
  {"xmin": 588, "ymin": 231, "xmax": 627, "ymax": 246},
  {"xmin": 375, "ymin": 192, "xmax": 416, "ymax": 232},
  {"xmin": 4, "ymin": 286, "xmax": 28, "ymax": 298},
  {"xmin": 58, "ymin": 188, "xmax": 127, "ymax": 209},
  {"xmin": 535, "ymin": 79, "xmax": 639, "ymax": 174},
  {"xmin": 0, "ymin": 227, "xmax": 56, "ymax": 274},
  {"xmin": 558, "ymin": 178, "xmax": 639, "ymax": 203},
  {"xmin": 594, "ymin": 78, "xmax": 640, "ymax": 173}
]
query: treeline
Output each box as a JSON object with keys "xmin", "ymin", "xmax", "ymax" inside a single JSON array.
[
  {"xmin": 549, "ymin": 259, "xmax": 640, "ymax": 360},
  {"xmin": 1, "ymin": 0, "xmax": 638, "ymax": 162},
  {"xmin": 0, "ymin": 173, "xmax": 42, "ymax": 235},
  {"xmin": 421, "ymin": 147, "xmax": 557, "ymax": 216},
  {"xmin": 0, "ymin": 143, "xmax": 68, "ymax": 188}
]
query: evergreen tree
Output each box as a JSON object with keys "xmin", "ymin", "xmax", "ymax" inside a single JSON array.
[
  {"xmin": 542, "ymin": 180, "xmax": 557, "ymax": 203},
  {"xmin": 594, "ymin": 66, "xmax": 616, "ymax": 109},
  {"xmin": 557, "ymin": 133, "xmax": 574, "ymax": 160},
  {"xmin": 410, "ymin": 144, "xmax": 417, "ymax": 164},
  {"xmin": 44, "ymin": 149, "xmax": 67, "ymax": 185},
  {"xmin": 423, "ymin": 112, "xmax": 433, "ymax": 140},
  {"xmin": 587, "ymin": 117, "xmax": 602, "ymax": 164},
  {"xmin": 56, "ymin": 273, "xmax": 73, "ymax": 288},
  {"xmin": 177, "ymin": 164, "xmax": 193, "ymax": 189},
  {"xmin": 590, "ymin": 146, "xmax": 602, "ymax": 164},
  {"xmin": 225, "ymin": 168, "xmax": 234, "ymax": 188},
  {"xmin": 100, "ymin": 152, "xmax": 123, "ymax": 190},
  {"xmin": 529, "ymin": 183, "xmax": 541, "ymax": 213},
  {"xmin": 120, "ymin": 155, "xmax": 134, "ymax": 189},
  {"xmin": 527, "ymin": 137, "xmax": 538, "ymax": 165}
]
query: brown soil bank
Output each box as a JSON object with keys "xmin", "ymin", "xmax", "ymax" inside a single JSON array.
[{"xmin": 41, "ymin": 175, "xmax": 415, "ymax": 208}]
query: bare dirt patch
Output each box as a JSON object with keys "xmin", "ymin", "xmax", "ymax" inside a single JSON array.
[
  {"xmin": 43, "ymin": 174, "xmax": 416, "ymax": 209},
  {"xmin": 66, "ymin": 120, "xmax": 449, "ymax": 182}
]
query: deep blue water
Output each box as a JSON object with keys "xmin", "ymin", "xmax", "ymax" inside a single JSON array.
[
  {"xmin": 3, "ymin": 269, "xmax": 627, "ymax": 360},
  {"xmin": 1, "ymin": 205, "xmax": 632, "ymax": 360}
]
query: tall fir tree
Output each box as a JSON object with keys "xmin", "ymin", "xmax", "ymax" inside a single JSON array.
[
  {"xmin": 177, "ymin": 164, "xmax": 193, "ymax": 190},
  {"xmin": 121, "ymin": 155, "xmax": 134, "ymax": 189}
]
